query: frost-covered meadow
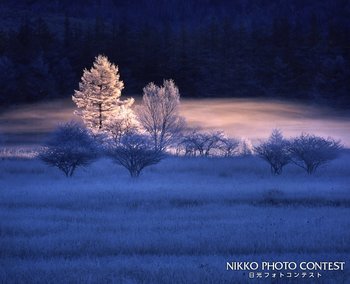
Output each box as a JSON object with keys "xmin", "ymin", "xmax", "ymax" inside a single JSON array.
[
  {"xmin": 1, "ymin": 152, "xmax": 349, "ymax": 283},
  {"xmin": 1, "ymin": 0, "xmax": 350, "ymax": 282}
]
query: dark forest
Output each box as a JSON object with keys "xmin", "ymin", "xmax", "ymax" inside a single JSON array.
[{"xmin": 0, "ymin": 0, "xmax": 349, "ymax": 107}]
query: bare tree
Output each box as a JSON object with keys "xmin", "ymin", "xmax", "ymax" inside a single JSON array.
[
  {"xmin": 217, "ymin": 136, "xmax": 240, "ymax": 157},
  {"xmin": 179, "ymin": 129, "xmax": 224, "ymax": 157},
  {"xmin": 289, "ymin": 133, "xmax": 342, "ymax": 174},
  {"xmin": 137, "ymin": 79, "xmax": 185, "ymax": 152},
  {"xmin": 39, "ymin": 122, "xmax": 98, "ymax": 177},
  {"xmin": 109, "ymin": 133, "xmax": 164, "ymax": 177},
  {"xmin": 254, "ymin": 129, "xmax": 291, "ymax": 175}
]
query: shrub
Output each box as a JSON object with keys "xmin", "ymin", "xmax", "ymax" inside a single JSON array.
[
  {"xmin": 254, "ymin": 129, "xmax": 290, "ymax": 175},
  {"xmin": 289, "ymin": 133, "xmax": 342, "ymax": 174},
  {"xmin": 39, "ymin": 122, "xmax": 98, "ymax": 177},
  {"xmin": 109, "ymin": 133, "xmax": 164, "ymax": 177}
]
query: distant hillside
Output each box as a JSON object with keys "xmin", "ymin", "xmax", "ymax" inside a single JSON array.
[
  {"xmin": 1, "ymin": 0, "xmax": 349, "ymax": 30},
  {"xmin": 0, "ymin": 0, "xmax": 349, "ymax": 107}
]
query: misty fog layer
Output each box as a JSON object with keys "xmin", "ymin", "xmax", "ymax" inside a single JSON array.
[
  {"xmin": 0, "ymin": 98, "xmax": 349, "ymax": 147},
  {"xmin": 180, "ymin": 99, "xmax": 350, "ymax": 146}
]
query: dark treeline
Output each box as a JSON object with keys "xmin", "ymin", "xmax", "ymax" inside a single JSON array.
[{"xmin": 0, "ymin": 0, "xmax": 349, "ymax": 107}]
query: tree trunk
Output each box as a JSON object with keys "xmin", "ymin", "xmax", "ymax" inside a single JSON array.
[{"xmin": 99, "ymin": 103, "xmax": 102, "ymax": 129}]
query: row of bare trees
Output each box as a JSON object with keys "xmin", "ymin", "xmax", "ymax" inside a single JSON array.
[
  {"xmin": 255, "ymin": 129, "xmax": 342, "ymax": 175},
  {"xmin": 177, "ymin": 130, "xmax": 243, "ymax": 157},
  {"xmin": 39, "ymin": 123, "xmax": 342, "ymax": 178}
]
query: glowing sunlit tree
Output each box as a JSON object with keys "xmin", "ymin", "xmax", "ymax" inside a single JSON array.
[
  {"xmin": 137, "ymin": 79, "xmax": 185, "ymax": 151},
  {"xmin": 104, "ymin": 104, "xmax": 139, "ymax": 146},
  {"xmin": 72, "ymin": 55, "xmax": 134, "ymax": 133}
]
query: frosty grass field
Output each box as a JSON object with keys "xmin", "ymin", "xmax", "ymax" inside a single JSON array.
[{"xmin": 0, "ymin": 152, "xmax": 349, "ymax": 283}]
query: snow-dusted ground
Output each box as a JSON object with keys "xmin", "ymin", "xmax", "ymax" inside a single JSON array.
[{"xmin": 0, "ymin": 153, "xmax": 349, "ymax": 283}]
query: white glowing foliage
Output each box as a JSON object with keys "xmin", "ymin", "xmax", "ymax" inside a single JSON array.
[
  {"xmin": 104, "ymin": 101, "xmax": 139, "ymax": 145},
  {"xmin": 137, "ymin": 79, "xmax": 184, "ymax": 151},
  {"xmin": 72, "ymin": 55, "xmax": 134, "ymax": 132}
]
